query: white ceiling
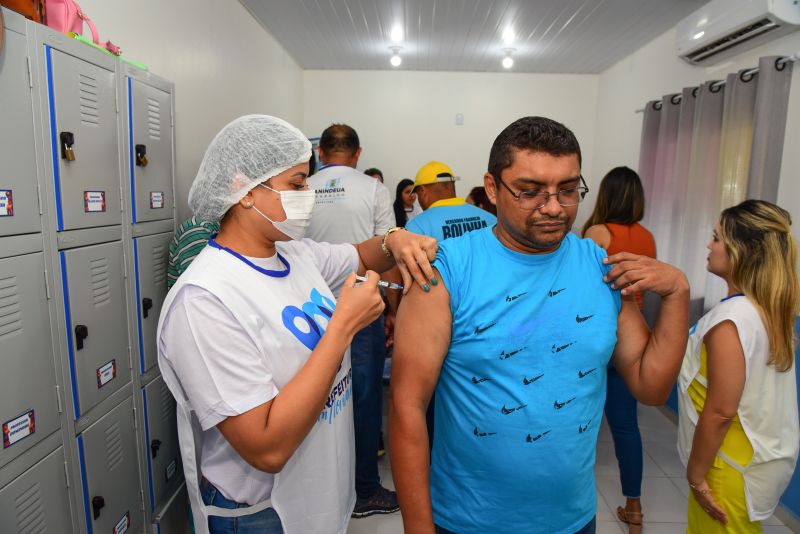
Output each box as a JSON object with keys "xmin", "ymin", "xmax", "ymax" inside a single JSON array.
[{"xmin": 240, "ymin": 0, "xmax": 709, "ymax": 74}]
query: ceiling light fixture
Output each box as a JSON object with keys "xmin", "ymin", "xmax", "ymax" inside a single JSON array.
[
  {"xmin": 502, "ymin": 27, "xmax": 515, "ymax": 45},
  {"xmin": 390, "ymin": 25, "xmax": 403, "ymax": 43},
  {"xmin": 502, "ymin": 48, "xmax": 515, "ymax": 69},
  {"xmin": 389, "ymin": 46, "xmax": 403, "ymax": 67},
  {"xmin": 693, "ymin": 31, "xmax": 705, "ymax": 40}
]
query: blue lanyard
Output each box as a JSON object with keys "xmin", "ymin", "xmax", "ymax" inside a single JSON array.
[
  {"xmin": 207, "ymin": 237, "xmax": 291, "ymax": 278},
  {"xmin": 316, "ymin": 163, "xmax": 347, "ymax": 171},
  {"xmin": 720, "ymin": 293, "xmax": 744, "ymax": 302}
]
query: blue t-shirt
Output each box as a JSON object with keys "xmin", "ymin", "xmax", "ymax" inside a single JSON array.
[
  {"xmin": 405, "ymin": 199, "xmax": 496, "ymax": 242},
  {"xmin": 431, "ymin": 228, "xmax": 622, "ymax": 534}
]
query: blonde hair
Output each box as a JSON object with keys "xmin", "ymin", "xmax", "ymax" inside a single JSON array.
[{"xmin": 720, "ymin": 199, "xmax": 800, "ymax": 371}]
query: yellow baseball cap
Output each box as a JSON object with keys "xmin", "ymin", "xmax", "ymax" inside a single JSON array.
[{"xmin": 413, "ymin": 161, "xmax": 459, "ymax": 189}]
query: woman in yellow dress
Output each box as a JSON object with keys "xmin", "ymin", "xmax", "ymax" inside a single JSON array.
[{"xmin": 677, "ymin": 199, "xmax": 799, "ymax": 533}]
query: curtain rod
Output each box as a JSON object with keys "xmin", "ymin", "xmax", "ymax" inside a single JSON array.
[{"xmin": 634, "ymin": 51, "xmax": 800, "ymax": 113}]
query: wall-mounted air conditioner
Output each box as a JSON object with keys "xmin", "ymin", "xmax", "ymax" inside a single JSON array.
[{"xmin": 676, "ymin": 0, "xmax": 800, "ymax": 65}]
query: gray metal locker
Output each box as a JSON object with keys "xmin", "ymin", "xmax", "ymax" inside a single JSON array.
[
  {"xmin": 0, "ymin": 446, "xmax": 72, "ymax": 534},
  {"xmin": 142, "ymin": 376, "xmax": 181, "ymax": 512},
  {"xmin": 134, "ymin": 232, "xmax": 171, "ymax": 374},
  {"xmin": 60, "ymin": 241, "xmax": 129, "ymax": 419},
  {"xmin": 0, "ymin": 252, "xmax": 60, "ymax": 469},
  {"xmin": 151, "ymin": 483, "xmax": 188, "ymax": 534},
  {"xmin": 128, "ymin": 79, "xmax": 173, "ymax": 224},
  {"xmin": 0, "ymin": 12, "xmax": 41, "ymax": 237},
  {"xmin": 77, "ymin": 396, "xmax": 142, "ymax": 534},
  {"xmin": 45, "ymin": 47, "xmax": 121, "ymax": 231}
]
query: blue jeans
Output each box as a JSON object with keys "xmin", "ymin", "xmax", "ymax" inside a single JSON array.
[
  {"xmin": 351, "ymin": 316, "xmax": 386, "ymax": 497},
  {"xmin": 604, "ymin": 364, "xmax": 643, "ymax": 498},
  {"xmin": 200, "ymin": 478, "xmax": 283, "ymax": 534},
  {"xmin": 434, "ymin": 516, "xmax": 596, "ymax": 533}
]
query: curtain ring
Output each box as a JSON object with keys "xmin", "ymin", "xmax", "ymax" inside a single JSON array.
[
  {"xmin": 739, "ymin": 69, "xmax": 757, "ymax": 82},
  {"xmin": 692, "ymin": 87, "xmax": 699, "ymax": 98},
  {"xmin": 670, "ymin": 94, "xmax": 682, "ymax": 105},
  {"xmin": 709, "ymin": 81, "xmax": 723, "ymax": 93},
  {"xmin": 652, "ymin": 101, "xmax": 662, "ymax": 110},
  {"xmin": 775, "ymin": 56, "xmax": 787, "ymax": 71}
]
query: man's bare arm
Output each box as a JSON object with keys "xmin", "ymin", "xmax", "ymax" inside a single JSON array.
[{"xmin": 389, "ymin": 268, "xmax": 451, "ymax": 534}]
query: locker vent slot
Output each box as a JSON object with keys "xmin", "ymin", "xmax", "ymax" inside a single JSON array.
[
  {"xmin": 105, "ymin": 421, "xmax": 124, "ymax": 472},
  {"xmin": 160, "ymin": 384, "xmax": 175, "ymax": 421},
  {"xmin": 14, "ymin": 483, "xmax": 46, "ymax": 533},
  {"xmin": 78, "ymin": 74, "xmax": 100, "ymax": 126},
  {"xmin": 152, "ymin": 245, "xmax": 167, "ymax": 285},
  {"xmin": 147, "ymin": 98, "xmax": 161, "ymax": 140},
  {"xmin": 89, "ymin": 258, "xmax": 111, "ymax": 306},
  {"xmin": 0, "ymin": 275, "xmax": 23, "ymax": 338}
]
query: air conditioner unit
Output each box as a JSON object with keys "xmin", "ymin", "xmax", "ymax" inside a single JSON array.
[{"xmin": 676, "ymin": 0, "xmax": 800, "ymax": 65}]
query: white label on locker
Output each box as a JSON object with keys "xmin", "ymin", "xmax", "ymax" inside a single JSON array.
[
  {"xmin": 150, "ymin": 191, "xmax": 164, "ymax": 209},
  {"xmin": 113, "ymin": 512, "xmax": 130, "ymax": 534},
  {"xmin": 96, "ymin": 359, "xmax": 117, "ymax": 388},
  {"xmin": 166, "ymin": 458, "xmax": 177, "ymax": 481},
  {"xmin": 3, "ymin": 410, "xmax": 35, "ymax": 449},
  {"xmin": 0, "ymin": 190, "xmax": 14, "ymax": 217},
  {"xmin": 83, "ymin": 191, "xmax": 106, "ymax": 213}
]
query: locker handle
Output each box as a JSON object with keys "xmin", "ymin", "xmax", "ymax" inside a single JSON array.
[
  {"xmin": 135, "ymin": 144, "xmax": 148, "ymax": 167},
  {"xmin": 60, "ymin": 132, "xmax": 76, "ymax": 161},
  {"xmin": 92, "ymin": 495, "xmax": 105, "ymax": 520},
  {"xmin": 142, "ymin": 297, "xmax": 153, "ymax": 319},
  {"xmin": 151, "ymin": 439, "xmax": 162, "ymax": 459},
  {"xmin": 75, "ymin": 324, "xmax": 88, "ymax": 350}
]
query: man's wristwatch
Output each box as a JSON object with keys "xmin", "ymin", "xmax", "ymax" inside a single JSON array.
[{"xmin": 381, "ymin": 227, "xmax": 404, "ymax": 257}]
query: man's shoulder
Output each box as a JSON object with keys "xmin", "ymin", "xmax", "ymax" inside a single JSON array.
[{"xmin": 310, "ymin": 166, "xmax": 373, "ymax": 187}]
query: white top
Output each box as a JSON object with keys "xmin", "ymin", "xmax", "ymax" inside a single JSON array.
[
  {"xmin": 405, "ymin": 202, "xmax": 423, "ymax": 222},
  {"xmin": 158, "ymin": 238, "xmax": 358, "ymax": 506},
  {"xmin": 307, "ymin": 165, "xmax": 394, "ymax": 245},
  {"xmin": 677, "ymin": 296, "xmax": 799, "ymax": 520}
]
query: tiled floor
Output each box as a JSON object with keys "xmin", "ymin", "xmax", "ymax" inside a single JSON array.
[{"xmin": 348, "ymin": 403, "xmax": 794, "ymax": 533}]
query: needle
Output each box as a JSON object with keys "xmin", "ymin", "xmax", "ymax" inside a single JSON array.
[{"xmin": 355, "ymin": 275, "xmax": 404, "ymax": 290}]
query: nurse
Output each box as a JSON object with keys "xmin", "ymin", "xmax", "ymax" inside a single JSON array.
[{"xmin": 157, "ymin": 115, "xmax": 437, "ymax": 534}]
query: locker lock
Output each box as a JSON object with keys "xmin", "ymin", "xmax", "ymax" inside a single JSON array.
[
  {"xmin": 151, "ymin": 439, "xmax": 162, "ymax": 459},
  {"xmin": 142, "ymin": 297, "xmax": 153, "ymax": 319},
  {"xmin": 75, "ymin": 324, "xmax": 88, "ymax": 350},
  {"xmin": 135, "ymin": 144, "xmax": 148, "ymax": 167},
  {"xmin": 60, "ymin": 132, "xmax": 76, "ymax": 161},
  {"xmin": 91, "ymin": 495, "xmax": 105, "ymax": 520}
]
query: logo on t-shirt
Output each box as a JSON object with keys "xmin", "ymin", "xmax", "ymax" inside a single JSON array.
[
  {"xmin": 281, "ymin": 288, "xmax": 336, "ymax": 350},
  {"xmin": 441, "ymin": 216, "xmax": 489, "ymax": 239}
]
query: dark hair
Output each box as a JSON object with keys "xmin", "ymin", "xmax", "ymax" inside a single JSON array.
[
  {"xmin": 581, "ymin": 166, "xmax": 645, "ymax": 235},
  {"xmin": 364, "ymin": 167, "xmax": 383, "ymax": 182},
  {"xmin": 488, "ymin": 116, "xmax": 582, "ymax": 182},
  {"xmin": 307, "ymin": 150, "xmax": 317, "ymax": 177},
  {"xmin": 319, "ymin": 124, "xmax": 360, "ymax": 157},
  {"xmin": 393, "ymin": 178, "xmax": 415, "ymax": 227},
  {"xmin": 467, "ymin": 186, "xmax": 496, "ymax": 216}
]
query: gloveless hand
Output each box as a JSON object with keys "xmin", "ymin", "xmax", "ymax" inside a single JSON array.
[
  {"xmin": 331, "ymin": 272, "xmax": 385, "ymax": 338},
  {"xmin": 603, "ymin": 252, "xmax": 689, "ymax": 298},
  {"xmin": 386, "ymin": 229, "xmax": 438, "ymax": 295}
]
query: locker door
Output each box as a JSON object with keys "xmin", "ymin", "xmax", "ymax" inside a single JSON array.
[
  {"xmin": 134, "ymin": 232, "xmax": 171, "ymax": 374},
  {"xmin": 46, "ymin": 48, "xmax": 121, "ymax": 231},
  {"xmin": 0, "ymin": 447, "xmax": 72, "ymax": 534},
  {"xmin": 0, "ymin": 24, "xmax": 41, "ymax": 237},
  {"xmin": 129, "ymin": 79, "xmax": 173, "ymax": 224},
  {"xmin": 0, "ymin": 253, "xmax": 60, "ymax": 468},
  {"xmin": 78, "ymin": 397, "xmax": 142, "ymax": 534},
  {"xmin": 142, "ymin": 376, "xmax": 181, "ymax": 512},
  {"xmin": 61, "ymin": 241, "xmax": 129, "ymax": 418}
]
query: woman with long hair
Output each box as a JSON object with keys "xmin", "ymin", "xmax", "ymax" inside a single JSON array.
[
  {"xmin": 582, "ymin": 166, "xmax": 655, "ymax": 532},
  {"xmin": 393, "ymin": 178, "xmax": 419, "ymax": 227},
  {"xmin": 678, "ymin": 199, "xmax": 799, "ymax": 533},
  {"xmin": 465, "ymin": 186, "xmax": 497, "ymax": 216}
]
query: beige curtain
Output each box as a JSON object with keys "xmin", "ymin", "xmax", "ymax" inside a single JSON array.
[{"xmin": 638, "ymin": 101, "xmax": 662, "ymax": 210}]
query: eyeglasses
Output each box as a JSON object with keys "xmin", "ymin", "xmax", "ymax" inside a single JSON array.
[{"xmin": 496, "ymin": 176, "xmax": 589, "ymax": 210}]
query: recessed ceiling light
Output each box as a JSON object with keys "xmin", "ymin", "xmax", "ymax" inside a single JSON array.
[
  {"xmin": 391, "ymin": 25, "xmax": 403, "ymax": 43},
  {"xmin": 693, "ymin": 31, "xmax": 705, "ymax": 40}
]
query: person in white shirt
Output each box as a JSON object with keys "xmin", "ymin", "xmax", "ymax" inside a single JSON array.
[
  {"xmin": 157, "ymin": 115, "xmax": 437, "ymax": 534},
  {"xmin": 678, "ymin": 199, "xmax": 799, "ymax": 532},
  {"xmin": 306, "ymin": 124, "xmax": 420, "ymax": 517}
]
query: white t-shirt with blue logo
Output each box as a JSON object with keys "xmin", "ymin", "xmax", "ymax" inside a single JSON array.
[
  {"xmin": 158, "ymin": 238, "xmax": 358, "ymax": 507},
  {"xmin": 431, "ymin": 229, "xmax": 621, "ymax": 533}
]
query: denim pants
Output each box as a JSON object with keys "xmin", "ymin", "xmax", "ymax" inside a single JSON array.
[
  {"xmin": 351, "ymin": 315, "xmax": 386, "ymax": 497},
  {"xmin": 434, "ymin": 516, "xmax": 596, "ymax": 533},
  {"xmin": 604, "ymin": 364, "xmax": 643, "ymax": 498},
  {"xmin": 200, "ymin": 478, "xmax": 283, "ymax": 534}
]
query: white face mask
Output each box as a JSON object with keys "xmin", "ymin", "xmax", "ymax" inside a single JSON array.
[{"xmin": 251, "ymin": 183, "xmax": 316, "ymax": 240}]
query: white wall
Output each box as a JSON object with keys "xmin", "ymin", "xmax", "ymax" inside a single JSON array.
[
  {"xmin": 592, "ymin": 28, "xmax": 800, "ymax": 246},
  {"xmin": 77, "ymin": 0, "xmax": 305, "ymax": 220},
  {"xmin": 303, "ymin": 69, "xmax": 598, "ymax": 216}
]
